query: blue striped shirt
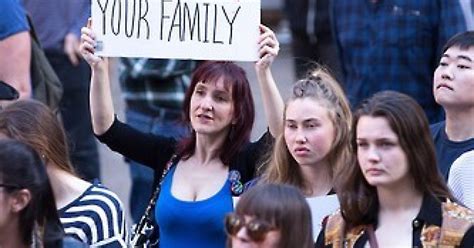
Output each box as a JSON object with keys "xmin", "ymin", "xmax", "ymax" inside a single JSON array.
[{"xmin": 59, "ymin": 183, "xmax": 127, "ymax": 247}]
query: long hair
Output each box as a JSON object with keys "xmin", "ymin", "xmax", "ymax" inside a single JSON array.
[
  {"xmin": 0, "ymin": 140, "xmax": 64, "ymax": 247},
  {"xmin": 337, "ymin": 91, "xmax": 453, "ymax": 226},
  {"xmin": 261, "ymin": 67, "xmax": 352, "ymax": 193},
  {"xmin": 178, "ymin": 61, "xmax": 255, "ymax": 165},
  {"xmin": 234, "ymin": 184, "xmax": 313, "ymax": 248},
  {"xmin": 0, "ymin": 100, "xmax": 76, "ymax": 175}
]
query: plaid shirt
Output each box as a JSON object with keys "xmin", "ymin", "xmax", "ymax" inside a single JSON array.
[
  {"xmin": 332, "ymin": 0, "xmax": 466, "ymax": 122},
  {"xmin": 119, "ymin": 59, "xmax": 197, "ymax": 110}
]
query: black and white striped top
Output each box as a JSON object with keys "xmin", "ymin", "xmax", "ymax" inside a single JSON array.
[{"xmin": 58, "ymin": 183, "xmax": 127, "ymax": 247}]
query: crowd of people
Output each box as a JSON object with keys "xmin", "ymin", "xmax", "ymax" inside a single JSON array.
[{"xmin": 1, "ymin": 0, "xmax": 474, "ymax": 247}]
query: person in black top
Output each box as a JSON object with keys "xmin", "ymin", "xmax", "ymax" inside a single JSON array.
[
  {"xmin": 80, "ymin": 20, "xmax": 285, "ymax": 247},
  {"xmin": 316, "ymin": 91, "xmax": 474, "ymax": 247}
]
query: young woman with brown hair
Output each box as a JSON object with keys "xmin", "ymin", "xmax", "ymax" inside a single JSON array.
[
  {"xmin": 226, "ymin": 184, "xmax": 313, "ymax": 248},
  {"xmin": 316, "ymin": 91, "xmax": 474, "ymax": 247},
  {"xmin": 0, "ymin": 100, "xmax": 127, "ymax": 247}
]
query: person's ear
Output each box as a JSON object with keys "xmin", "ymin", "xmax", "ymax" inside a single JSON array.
[{"xmin": 10, "ymin": 189, "xmax": 31, "ymax": 213}]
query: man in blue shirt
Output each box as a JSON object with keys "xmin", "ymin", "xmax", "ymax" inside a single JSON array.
[
  {"xmin": 332, "ymin": 0, "xmax": 466, "ymax": 123},
  {"xmin": 0, "ymin": 0, "xmax": 31, "ymax": 99}
]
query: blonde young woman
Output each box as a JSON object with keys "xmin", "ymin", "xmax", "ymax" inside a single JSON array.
[{"xmin": 258, "ymin": 68, "xmax": 352, "ymax": 239}]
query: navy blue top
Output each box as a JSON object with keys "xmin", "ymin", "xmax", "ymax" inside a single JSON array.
[
  {"xmin": 156, "ymin": 165, "xmax": 232, "ymax": 248},
  {"xmin": 431, "ymin": 121, "xmax": 474, "ymax": 179}
]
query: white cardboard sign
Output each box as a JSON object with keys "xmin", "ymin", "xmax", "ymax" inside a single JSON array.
[{"xmin": 91, "ymin": 0, "xmax": 260, "ymax": 61}]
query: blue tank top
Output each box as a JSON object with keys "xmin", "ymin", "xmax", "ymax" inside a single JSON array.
[{"xmin": 155, "ymin": 165, "xmax": 233, "ymax": 248}]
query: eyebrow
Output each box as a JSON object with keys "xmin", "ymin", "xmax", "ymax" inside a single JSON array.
[
  {"xmin": 458, "ymin": 55, "xmax": 472, "ymax": 62},
  {"xmin": 442, "ymin": 54, "xmax": 473, "ymax": 62},
  {"xmin": 285, "ymin": 118, "xmax": 320, "ymax": 122}
]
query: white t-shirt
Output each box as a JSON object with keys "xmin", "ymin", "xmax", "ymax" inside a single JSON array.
[
  {"xmin": 306, "ymin": 194, "xmax": 340, "ymax": 241},
  {"xmin": 448, "ymin": 150, "xmax": 474, "ymax": 209}
]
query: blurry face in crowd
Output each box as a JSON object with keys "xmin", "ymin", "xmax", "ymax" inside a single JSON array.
[
  {"xmin": 227, "ymin": 214, "xmax": 281, "ymax": 248},
  {"xmin": 433, "ymin": 46, "xmax": 474, "ymax": 108},
  {"xmin": 0, "ymin": 186, "xmax": 11, "ymax": 231},
  {"xmin": 284, "ymin": 98, "xmax": 335, "ymax": 168},
  {"xmin": 356, "ymin": 116, "xmax": 410, "ymax": 188},
  {"xmin": 189, "ymin": 78, "xmax": 235, "ymax": 137},
  {"xmin": 0, "ymin": 183, "xmax": 23, "ymax": 232}
]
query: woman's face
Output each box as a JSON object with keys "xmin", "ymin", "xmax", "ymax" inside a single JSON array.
[
  {"xmin": 356, "ymin": 116, "xmax": 411, "ymax": 188},
  {"xmin": 189, "ymin": 78, "xmax": 235, "ymax": 137},
  {"xmin": 0, "ymin": 184, "xmax": 19, "ymax": 232},
  {"xmin": 229, "ymin": 215, "xmax": 281, "ymax": 248},
  {"xmin": 284, "ymin": 98, "xmax": 335, "ymax": 167}
]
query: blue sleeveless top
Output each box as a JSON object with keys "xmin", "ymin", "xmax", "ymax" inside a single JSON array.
[{"xmin": 155, "ymin": 165, "xmax": 233, "ymax": 248}]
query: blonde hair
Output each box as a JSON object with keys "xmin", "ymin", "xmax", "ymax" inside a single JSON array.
[{"xmin": 260, "ymin": 67, "xmax": 352, "ymax": 194}]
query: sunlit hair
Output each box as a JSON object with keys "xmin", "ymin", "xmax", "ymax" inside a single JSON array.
[
  {"xmin": 232, "ymin": 184, "xmax": 313, "ymax": 248},
  {"xmin": 260, "ymin": 67, "xmax": 352, "ymax": 194},
  {"xmin": 178, "ymin": 61, "xmax": 255, "ymax": 165},
  {"xmin": 337, "ymin": 91, "xmax": 453, "ymax": 226},
  {"xmin": 0, "ymin": 140, "xmax": 64, "ymax": 247},
  {"xmin": 0, "ymin": 100, "xmax": 76, "ymax": 175}
]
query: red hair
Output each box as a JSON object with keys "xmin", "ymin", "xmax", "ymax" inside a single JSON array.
[{"xmin": 178, "ymin": 61, "xmax": 255, "ymax": 164}]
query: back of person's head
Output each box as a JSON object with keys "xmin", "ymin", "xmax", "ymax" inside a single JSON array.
[
  {"xmin": 0, "ymin": 139, "xmax": 64, "ymax": 247},
  {"xmin": 0, "ymin": 99, "xmax": 75, "ymax": 175},
  {"xmin": 180, "ymin": 61, "xmax": 255, "ymax": 164},
  {"xmin": 229, "ymin": 184, "xmax": 313, "ymax": 248},
  {"xmin": 442, "ymin": 31, "xmax": 474, "ymax": 52},
  {"xmin": 337, "ymin": 91, "xmax": 452, "ymax": 226},
  {"xmin": 262, "ymin": 66, "xmax": 351, "ymax": 191}
]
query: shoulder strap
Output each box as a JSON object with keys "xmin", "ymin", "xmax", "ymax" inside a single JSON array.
[
  {"xmin": 25, "ymin": 15, "xmax": 40, "ymax": 45},
  {"xmin": 439, "ymin": 200, "xmax": 474, "ymax": 246},
  {"xmin": 130, "ymin": 155, "xmax": 177, "ymax": 246}
]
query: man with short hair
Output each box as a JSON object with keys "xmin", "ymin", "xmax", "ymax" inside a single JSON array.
[{"xmin": 431, "ymin": 31, "xmax": 474, "ymax": 206}]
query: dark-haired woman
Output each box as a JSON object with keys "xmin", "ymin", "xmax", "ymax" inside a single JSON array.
[
  {"xmin": 316, "ymin": 91, "xmax": 474, "ymax": 247},
  {"xmin": 80, "ymin": 21, "xmax": 284, "ymax": 248},
  {"xmin": 0, "ymin": 139, "xmax": 86, "ymax": 248},
  {"xmin": 226, "ymin": 183, "xmax": 313, "ymax": 248}
]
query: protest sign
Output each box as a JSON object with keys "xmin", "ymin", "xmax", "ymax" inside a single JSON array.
[{"xmin": 91, "ymin": 0, "xmax": 260, "ymax": 61}]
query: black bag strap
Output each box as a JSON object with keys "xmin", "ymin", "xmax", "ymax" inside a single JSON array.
[
  {"xmin": 25, "ymin": 15, "xmax": 41, "ymax": 46},
  {"xmin": 130, "ymin": 155, "xmax": 177, "ymax": 247}
]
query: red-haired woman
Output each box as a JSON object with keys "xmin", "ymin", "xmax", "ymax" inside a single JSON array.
[{"xmin": 80, "ymin": 22, "xmax": 284, "ymax": 247}]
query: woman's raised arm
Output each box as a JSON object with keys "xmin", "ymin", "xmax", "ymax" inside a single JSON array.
[
  {"xmin": 79, "ymin": 19, "xmax": 115, "ymax": 135},
  {"xmin": 255, "ymin": 25, "xmax": 284, "ymax": 137}
]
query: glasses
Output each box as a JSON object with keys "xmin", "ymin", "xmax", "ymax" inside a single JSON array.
[{"xmin": 225, "ymin": 213, "xmax": 276, "ymax": 242}]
